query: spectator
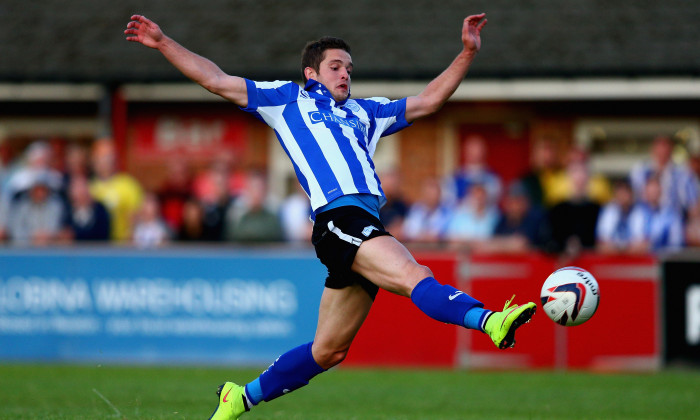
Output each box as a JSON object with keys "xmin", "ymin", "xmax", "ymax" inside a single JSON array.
[
  {"xmin": 444, "ymin": 134, "xmax": 502, "ymax": 206},
  {"xmin": 519, "ymin": 138, "xmax": 560, "ymax": 208},
  {"xmin": 89, "ymin": 138, "xmax": 144, "ymax": 241},
  {"xmin": 487, "ymin": 180, "xmax": 550, "ymax": 252},
  {"xmin": 157, "ymin": 158, "xmax": 194, "ymax": 232},
  {"xmin": 629, "ymin": 175, "xmax": 684, "ymax": 253},
  {"xmin": 201, "ymin": 169, "xmax": 234, "ymax": 241},
  {"xmin": 132, "ymin": 192, "xmax": 171, "ymax": 248},
  {"xmin": 177, "ymin": 198, "xmax": 206, "ymax": 241},
  {"xmin": 62, "ymin": 143, "xmax": 90, "ymax": 192},
  {"xmin": 403, "ymin": 177, "xmax": 452, "ymax": 243},
  {"xmin": 64, "ymin": 175, "xmax": 111, "ymax": 241},
  {"xmin": 226, "ymin": 172, "xmax": 283, "ymax": 243},
  {"xmin": 547, "ymin": 147, "xmax": 611, "ymax": 206},
  {"xmin": 378, "ymin": 168, "xmax": 409, "ymax": 238},
  {"xmin": 279, "ymin": 176, "xmax": 313, "ymax": 242},
  {"xmin": 0, "ymin": 141, "xmax": 63, "ymax": 240},
  {"xmin": 6, "ymin": 172, "xmax": 67, "ymax": 246},
  {"xmin": 548, "ymin": 162, "xmax": 601, "ymax": 254},
  {"xmin": 596, "ymin": 179, "xmax": 636, "ymax": 253},
  {"xmin": 193, "ymin": 152, "xmax": 246, "ymax": 203},
  {"xmin": 630, "ymin": 135, "xmax": 699, "ymax": 213},
  {"xmin": 1, "ymin": 141, "xmax": 63, "ymax": 200},
  {"xmin": 445, "ymin": 183, "xmax": 500, "ymax": 245}
]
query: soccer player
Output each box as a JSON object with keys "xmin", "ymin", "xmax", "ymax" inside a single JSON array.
[{"xmin": 125, "ymin": 13, "xmax": 536, "ymax": 419}]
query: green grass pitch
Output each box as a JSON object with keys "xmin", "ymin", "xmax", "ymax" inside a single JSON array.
[{"xmin": 0, "ymin": 364, "xmax": 698, "ymax": 419}]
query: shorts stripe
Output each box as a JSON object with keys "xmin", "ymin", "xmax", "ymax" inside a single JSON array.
[{"xmin": 327, "ymin": 221, "xmax": 363, "ymax": 246}]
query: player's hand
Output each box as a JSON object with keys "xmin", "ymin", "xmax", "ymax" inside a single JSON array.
[
  {"xmin": 462, "ymin": 13, "xmax": 487, "ymax": 54},
  {"xmin": 124, "ymin": 15, "xmax": 164, "ymax": 49}
]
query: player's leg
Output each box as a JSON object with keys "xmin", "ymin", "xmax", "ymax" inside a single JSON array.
[
  {"xmin": 352, "ymin": 235, "xmax": 536, "ymax": 348},
  {"xmin": 209, "ymin": 284, "xmax": 372, "ymax": 420},
  {"xmin": 311, "ymin": 282, "xmax": 374, "ymax": 369}
]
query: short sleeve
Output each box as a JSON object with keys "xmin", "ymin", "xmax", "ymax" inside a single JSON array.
[
  {"xmin": 240, "ymin": 79, "xmax": 299, "ymax": 113},
  {"xmin": 361, "ymin": 97, "xmax": 412, "ymax": 138}
]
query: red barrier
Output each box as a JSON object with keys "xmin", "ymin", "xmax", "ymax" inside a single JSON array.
[
  {"xmin": 344, "ymin": 251, "xmax": 660, "ymax": 371},
  {"xmin": 344, "ymin": 251, "xmax": 459, "ymax": 367}
]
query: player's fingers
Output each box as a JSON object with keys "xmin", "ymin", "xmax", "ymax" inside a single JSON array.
[
  {"xmin": 465, "ymin": 13, "xmax": 485, "ymax": 23},
  {"xmin": 477, "ymin": 18, "xmax": 487, "ymax": 31},
  {"xmin": 136, "ymin": 15, "xmax": 153, "ymax": 25}
]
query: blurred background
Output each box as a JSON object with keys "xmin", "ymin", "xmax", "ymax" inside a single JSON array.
[{"xmin": 1, "ymin": 0, "xmax": 699, "ymax": 370}]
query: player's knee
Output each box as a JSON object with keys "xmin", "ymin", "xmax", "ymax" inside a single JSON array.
[
  {"xmin": 397, "ymin": 263, "xmax": 432, "ymax": 296},
  {"xmin": 313, "ymin": 346, "xmax": 349, "ymax": 370}
]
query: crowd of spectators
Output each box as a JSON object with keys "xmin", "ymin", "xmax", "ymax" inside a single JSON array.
[
  {"xmin": 0, "ymin": 134, "xmax": 698, "ymax": 254},
  {"xmin": 391, "ymin": 134, "xmax": 699, "ymax": 255}
]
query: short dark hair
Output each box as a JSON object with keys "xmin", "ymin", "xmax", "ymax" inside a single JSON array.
[{"xmin": 301, "ymin": 37, "xmax": 351, "ymax": 83}]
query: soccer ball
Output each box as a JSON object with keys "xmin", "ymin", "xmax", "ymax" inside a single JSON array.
[{"xmin": 540, "ymin": 266, "xmax": 600, "ymax": 326}]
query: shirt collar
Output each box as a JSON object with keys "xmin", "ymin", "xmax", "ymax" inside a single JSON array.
[{"xmin": 304, "ymin": 79, "xmax": 351, "ymax": 106}]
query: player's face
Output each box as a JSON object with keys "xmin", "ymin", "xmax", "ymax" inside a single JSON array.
[{"xmin": 310, "ymin": 49, "xmax": 353, "ymax": 102}]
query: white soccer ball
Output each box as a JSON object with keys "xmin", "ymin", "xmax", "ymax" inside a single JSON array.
[{"xmin": 540, "ymin": 266, "xmax": 600, "ymax": 326}]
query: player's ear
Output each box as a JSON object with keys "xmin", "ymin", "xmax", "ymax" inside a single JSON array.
[{"xmin": 304, "ymin": 67, "xmax": 317, "ymax": 82}]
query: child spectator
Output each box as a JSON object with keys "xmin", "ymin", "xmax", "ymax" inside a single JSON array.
[{"xmin": 132, "ymin": 192, "xmax": 171, "ymax": 248}]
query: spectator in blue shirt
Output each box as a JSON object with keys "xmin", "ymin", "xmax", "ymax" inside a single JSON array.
[
  {"xmin": 446, "ymin": 182, "xmax": 500, "ymax": 246},
  {"xmin": 629, "ymin": 175, "xmax": 684, "ymax": 252},
  {"xmin": 596, "ymin": 179, "xmax": 636, "ymax": 253},
  {"xmin": 630, "ymin": 135, "xmax": 699, "ymax": 214},
  {"xmin": 444, "ymin": 134, "xmax": 502, "ymax": 207},
  {"xmin": 403, "ymin": 177, "xmax": 452, "ymax": 243}
]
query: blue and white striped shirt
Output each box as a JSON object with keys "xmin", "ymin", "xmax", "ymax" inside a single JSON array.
[
  {"xmin": 241, "ymin": 79, "xmax": 411, "ymax": 217},
  {"xmin": 629, "ymin": 202, "xmax": 684, "ymax": 251},
  {"xmin": 629, "ymin": 161, "xmax": 700, "ymax": 212}
]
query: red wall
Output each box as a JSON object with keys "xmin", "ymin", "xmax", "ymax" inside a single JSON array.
[{"xmin": 344, "ymin": 251, "xmax": 660, "ymax": 371}]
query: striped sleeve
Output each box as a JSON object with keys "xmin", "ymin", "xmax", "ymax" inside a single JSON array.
[
  {"xmin": 365, "ymin": 97, "xmax": 412, "ymax": 137},
  {"xmin": 240, "ymin": 79, "xmax": 299, "ymax": 114}
]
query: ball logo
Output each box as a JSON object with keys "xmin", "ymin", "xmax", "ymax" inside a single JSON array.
[{"xmin": 541, "ymin": 282, "xmax": 586, "ymax": 326}]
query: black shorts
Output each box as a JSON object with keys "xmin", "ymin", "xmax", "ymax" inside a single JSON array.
[{"xmin": 311, "ymin": 205, "xmax": 392, "ymax": 299}]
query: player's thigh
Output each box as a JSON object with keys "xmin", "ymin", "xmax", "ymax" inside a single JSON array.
[
  {"xmin": 312, "ymin": 284, "xmax": 373, "ymax": 368},
  {"xmin": 351, "ymin": 235, "xmax": 432, "ymax": 297}
]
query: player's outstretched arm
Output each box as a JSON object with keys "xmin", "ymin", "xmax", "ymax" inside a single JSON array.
[
  {"xmin": 405, "ymin": 13, "xmax": 487, "ymax": 122},
  {"xmin": 124, "ymin": 15, "xmax": 248, "ymax": 107}
]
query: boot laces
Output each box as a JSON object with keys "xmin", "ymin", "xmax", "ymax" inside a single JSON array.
[{"xmin": 502, "ymin": 294, "xmax": 517, "ymax": 311}]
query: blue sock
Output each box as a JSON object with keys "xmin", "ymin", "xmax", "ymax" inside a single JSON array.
[
  {"xmin": 463, "ymin": 307, "xmax": 492, "ymax": 332},
  {"xmin": 244, "ymin": 378, "xmax": 263, "ymax": 406},
  {"xmin": 410, "ymin": 277, "xmax": 484, "ymax": 327},
  {"xmin": 251, "ymin": 341, "xmax": 325, "ymax": 403}
]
